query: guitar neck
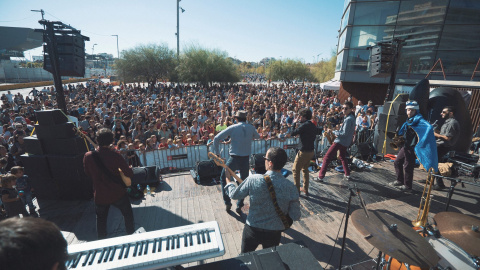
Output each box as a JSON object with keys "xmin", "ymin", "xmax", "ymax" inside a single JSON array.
[{"xmin": 222, "ymin": 164, "xmax": 243, "ymax": 184}]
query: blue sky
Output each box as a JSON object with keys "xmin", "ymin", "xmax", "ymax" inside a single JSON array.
[{"xmin": 1, "ymin": 0, "xmax": 345, "ymax": 63}]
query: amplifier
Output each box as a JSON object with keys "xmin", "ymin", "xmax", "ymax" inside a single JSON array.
[{"xmin": 448, "ymin": 158, "xmax": 480, "ymax": 178}]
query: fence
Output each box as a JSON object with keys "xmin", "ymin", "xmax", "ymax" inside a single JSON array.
[
  {"xmin": 135, "ymin": 132, "xmax": 375, "ymax": 171},
  {"xmin": 138, "ymin": 137, "xmax": 308, "ymax": 170}
]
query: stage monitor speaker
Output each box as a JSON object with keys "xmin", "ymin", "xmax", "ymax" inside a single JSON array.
[
  {"xmin": 132, "ymin": 166, "xmax": 159, "ymax": 186},
  {"xmin": 42, "ymin": 136, "xmax": 88, "ymax": 155},
  {"xmin": 377, "ymin": 113, "xmax": 407, "ymax": 132},
  {"xmin": 34, "ymin": 122, "xmax": 76, "ymax": 139},
  {"xmin": 24, "ymin": 136, "xmax": 44, "ymax": 155},
  {"xmin": 21, "ymin": 154, "xmax": 51, "ymax": 178},
  {"xmin": 383, "ymin": 101, "xmax": 406, "ymax": 116},
  {"xmin": 186, "ymin": 243, "xmax": 320, "ymax": 270},
  {"xmin": 35, "ymin": 109, "xmax": 69, "ymax": 126},
  {"xmin": 29, "ymin": 176, "xmax": 59, "ymax": 200}
]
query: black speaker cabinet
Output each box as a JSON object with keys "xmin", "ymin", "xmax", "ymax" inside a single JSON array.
[
  {"xmin": 383, "ymin": 101, "xmax": 406, "ymax": 116},
  {"xmin": 20, "ymin": 154, "xmax": 51, "ymax": 178},
  {"xmin": 132, "ymin": 166, "xmax": 159, "ymax": 186},
  {"xmin": 34, "ymin": 122, "xmax": 76, "ymax": 139},
  {"xmin": 29, "ymin": 176, "xmax": 60, "ymax": 200},
  {"xmin": 57, "ymin": 171, "xmax": 93, "ymax": 200},
  {"xmin": 47, "ymin": 154, "xmax": 86, "ymax": 179},
  {"xmin": 42, "ymin": 136, "xmax": 88, "ymax": 155},
  {"xmin": 24, "ymin": 136, "xmax": 44, "ymax": 155},
  {"xmin": 377, "ymin": 113, "xmax": 407, "ymax": 132},
  {"xmin": 35, "ymin": 109, "xmax": 69, "ymax": 126}
]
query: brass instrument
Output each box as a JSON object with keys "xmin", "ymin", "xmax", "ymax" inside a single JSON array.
[
  {"xmin": 412, "ymin": 168, "xmax": 435, "ymax": 227},
  {"xmin": 323, "ymin": 122, "xmax": 336, "ymax": 145},
  {"xmin": 390, "ymin": 134, "xmax": 405, "ymax": 151}
]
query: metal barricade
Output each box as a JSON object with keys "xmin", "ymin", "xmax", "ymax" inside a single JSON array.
[{"xmin": 136, "ymin": 138, "xmax": 301, "ymax": 171}]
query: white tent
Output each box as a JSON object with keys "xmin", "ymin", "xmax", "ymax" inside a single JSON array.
[{"xmin": 320, "ymin": 79, "xmax": 340, "ymax": 91}]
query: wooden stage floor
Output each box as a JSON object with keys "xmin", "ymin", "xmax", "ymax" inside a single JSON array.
[{"xmin": 35, "ymin": 160, "xmax": 480, "ymax": 269}]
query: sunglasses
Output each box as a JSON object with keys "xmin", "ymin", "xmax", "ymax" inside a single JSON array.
[
  {"xmin": 342, "ymin": 107, "xmax": 349, "ymax": 110},
  {"xmin": 441, "ymin": 111, "xmax": 449, "ymax": 114},
  {"xmin": 263, "ymin": 156, "xmax": 271, "ymax": 161}
]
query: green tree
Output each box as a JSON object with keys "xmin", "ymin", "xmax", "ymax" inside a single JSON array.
[
  {"xmin": 266, "ymin": 59, "xmax": 310, "ymax": 85},
  {"xmin": 177, "ymin": 45, "xmax": 240, "ymax": 86},
  {"xmin": 115, "ymin": 43, "xmax": 177, "ymax": 85},
  {"xmin": 311, "ymin": 51, "xmax": 337, "ymax": 83}
]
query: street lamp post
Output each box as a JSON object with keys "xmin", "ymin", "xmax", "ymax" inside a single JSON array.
[
  {"xmin": 176, "ymin": 0, "xmax": 185, "ymax": 58},
  {"xmin": 92, "ymin": 43, "xmax": 97, "ymax": 68},
  {"xmin": 111, "ymin": 35, "xmax": 119, "ymax": 59}
]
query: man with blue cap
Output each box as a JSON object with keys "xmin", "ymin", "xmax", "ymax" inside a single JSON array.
[{"xmin": 391, "ymin": 100, "xmax": 438, "ymax": 192}]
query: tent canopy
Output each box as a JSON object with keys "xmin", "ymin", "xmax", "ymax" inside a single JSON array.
[{"xmin": 320, "ymin": 79, "xmax": 340, "ymax": 91}]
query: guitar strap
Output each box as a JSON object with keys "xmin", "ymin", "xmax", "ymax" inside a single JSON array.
[{"xmin": 90, "ymin": 151, "xmax": 126, "ymax": 188}]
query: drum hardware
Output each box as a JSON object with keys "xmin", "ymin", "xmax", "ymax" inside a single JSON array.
[
  {"xmin": 431, "ymin": 174, "xmax": 480, "ymax": 211},
  {"xmin": 338, "ymin": 185, "xmax": 369, "ymax": 270},
  {"xmin": 351, "ymin": 209, "xmax": 438, "ymax": 269}
]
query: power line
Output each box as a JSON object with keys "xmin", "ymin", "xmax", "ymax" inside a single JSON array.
[
  {"xmin": 0, "ymin": 14, "xmax": 36, "ymax": 22},
  {"xmin": 45, "ymin": 11, "xmax": 110, "ymax": 37}
]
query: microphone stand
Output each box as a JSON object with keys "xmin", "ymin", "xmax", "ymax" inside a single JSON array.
[
  {"xmin": 432, "ymin": 174, "xmax": 480, "ymax": 211},
  {"xmin": 339, "ymin": 185, "xmax": 370, "ymax": 270}
]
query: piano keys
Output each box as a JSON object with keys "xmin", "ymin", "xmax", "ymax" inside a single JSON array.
[{"xmin": 65, "ymin": 221, "xmax": 224, "ymax": 269}]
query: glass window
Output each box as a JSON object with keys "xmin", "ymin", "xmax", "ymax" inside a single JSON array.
[
  {"xmin": 394, "ymin": 25, "xmax": 442, "ymax": 52},
  {"xmin": 341, "ymin": 6, "xmax": 350, "ymax": 32},
  {"xmin": 349, "ymin": 26, "xmax": 395, "ymax": 49},
  {"xmin": 353, "ymin": 2, "xmax": 400, "ymax": 25},
  {"xmin": 336, "ymin": 51, "xmax": 345, "ymax": 71},
  {"xmin": 396, "ymin": 48, "xmax": 435, "ymax": 75},
  {"xmin": 436, "ymin": 50, "xmax": 480, "ymax": 77},
  {"xmin": 397, "ymin": 0, "xmax": 449, "ymax": 25},
  {"xmin": 338, "ymin": 29, "xmax": 348, "ymax": 53},
  {"xmin": 346, "ymin": 49, "xmax": 370, "ymax": 71},
  {"xmin": 439, "ymin": 25, "xmax": 480, "ymax": 50},
  {"xmin": 445, "ymin": 0, "xmax": 480, "ymax": 24}
]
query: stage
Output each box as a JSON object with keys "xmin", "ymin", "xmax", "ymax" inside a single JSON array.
[{"xmin": 35, "ymin": 160, "xmax": 480, "ymax": 269}]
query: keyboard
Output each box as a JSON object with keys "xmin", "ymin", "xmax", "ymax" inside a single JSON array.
[{"xmin": 66, "ymin": 221, "xmax": 225, "ymax": 269}]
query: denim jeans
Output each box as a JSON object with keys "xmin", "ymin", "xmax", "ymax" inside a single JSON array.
[
  {"xmin": 220, "ymin": 155, "xmax": 248, "ymax": 208},
  {"xmin": 95, "ymin": 194, "xmax": 135, "ymax": 239}
]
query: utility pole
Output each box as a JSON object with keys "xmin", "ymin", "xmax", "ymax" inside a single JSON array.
[
  {"xmin": 176, "ymin": 0, "xmax": 180, "ymax": 58},
  {"xmin": 111, "ymin": 35, "xmax": 119, "ymax": 59}
]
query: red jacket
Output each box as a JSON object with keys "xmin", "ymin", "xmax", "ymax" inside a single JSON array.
[{"xmin": 84, "ymin": 147, "xmax": 133, "ymax": 205}]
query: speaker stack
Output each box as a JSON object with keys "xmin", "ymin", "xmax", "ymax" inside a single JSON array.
[
  {"xmin": 374, "ymin": 96, "xmax": 409, "ymax": 155},
  {"xmin": 21, "ymin": 109, "xmax": 92, "ymax": 200}
]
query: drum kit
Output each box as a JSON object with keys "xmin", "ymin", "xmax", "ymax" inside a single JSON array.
[{"xmin": 351, "ymin": 210, "xmax": 480, "ymax": 270}]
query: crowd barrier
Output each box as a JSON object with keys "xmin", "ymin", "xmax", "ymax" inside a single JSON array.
[
  {"xmin": 137, "ymin": 137, "xmax": 310, "ymax": 170},
  {"xmin": 135, "ymin": 133, "xmax": 365, "ymax": 171}
]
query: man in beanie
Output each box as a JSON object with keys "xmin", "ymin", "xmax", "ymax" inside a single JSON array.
[{"xmin": 391, "ymin": 100, "xmax": 438, "ymax": 192}]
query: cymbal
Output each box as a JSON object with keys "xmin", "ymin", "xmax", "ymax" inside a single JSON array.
[
  {"xmin": 434, "ymin": 212, "xmax": 480, "ymax": 257},
  {"xmin": 351, "ymin": 209, "xmax": 438, "ymax": 268}
]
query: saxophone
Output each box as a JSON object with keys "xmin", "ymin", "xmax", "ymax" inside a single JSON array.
[{"xmin": 323, "ymin": 122, "xmax": 336, "ymax": 145}]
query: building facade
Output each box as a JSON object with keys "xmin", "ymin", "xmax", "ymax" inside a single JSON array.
[{"xmin": 336, "ymin": 0, "xmax": 480, "ymax": 102}]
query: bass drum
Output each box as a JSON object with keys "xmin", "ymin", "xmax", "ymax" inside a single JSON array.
[{"xmin": 427, "ymin": 237, "xmax": 477, "ymax": 270}]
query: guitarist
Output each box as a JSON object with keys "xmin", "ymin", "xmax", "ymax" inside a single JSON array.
[
  {"xmin": 83, "ymin": 128, "xmax": 135, "ymax": 239},
  {"xmin": 224, "ymin": 147, "xmax": 301, "ymax": 253},
  {"xmin": 213, "ymin": 110, "xmax": 260, "ymax": 214}
]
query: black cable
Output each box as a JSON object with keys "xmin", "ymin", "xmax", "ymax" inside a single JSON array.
[{"xmin": 324, "ymin": 210, "xmax": 346, "ymax": 269}]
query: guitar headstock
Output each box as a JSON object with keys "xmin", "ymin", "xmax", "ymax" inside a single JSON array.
[{"xmin": 208, "ymin": 152, "xmax": 225, "ymax": 166}]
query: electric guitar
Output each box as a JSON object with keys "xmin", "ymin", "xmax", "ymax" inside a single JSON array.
[
  {"xmin": 208, "ymin": 152, "xmax": 243, "ymax": 184},
  {"xmin": 74, "ymin": 127, "xmax": 132, "ymax": 187}
]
